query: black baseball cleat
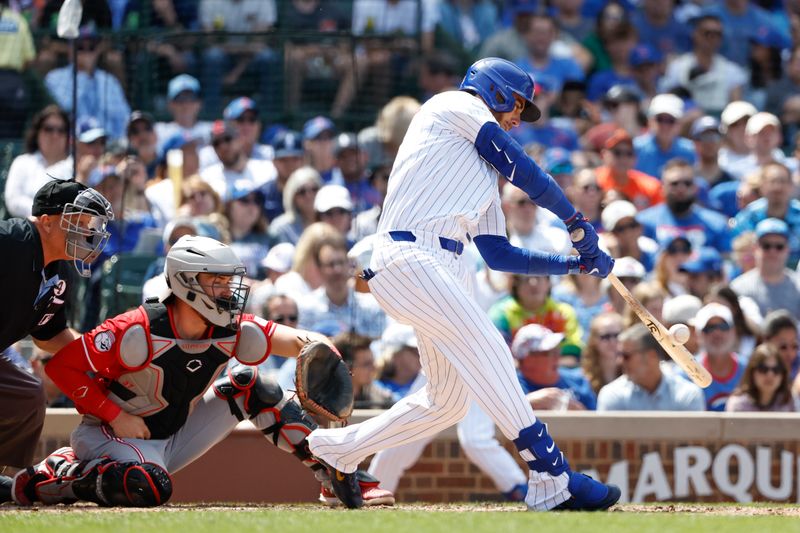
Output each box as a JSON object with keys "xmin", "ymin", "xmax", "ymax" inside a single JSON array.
[
  {"xmin": 0, "ymin": 475, "xmax": 11, "ymax": 504},
  {"xmin": 318, "ymin": 460, "xmax": 363, "ymax": 509},
  {"xmin": 553, "ymin": 472, "xmax": 621, "ymax": 511}
]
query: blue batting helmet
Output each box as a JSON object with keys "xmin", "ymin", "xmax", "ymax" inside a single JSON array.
[{"xmin": 459, "ymin": 58, "xmax": 541, "ymax": 122}]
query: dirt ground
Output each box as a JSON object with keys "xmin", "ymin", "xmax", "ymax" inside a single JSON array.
[{"xmin": 1, "ymin": 502, "xmax": 799, "ymax": 515}]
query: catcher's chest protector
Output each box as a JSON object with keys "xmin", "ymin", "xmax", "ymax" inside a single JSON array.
[{"xmin": 106, "ymin": 302, "xmax": 237, "ymax": 439}]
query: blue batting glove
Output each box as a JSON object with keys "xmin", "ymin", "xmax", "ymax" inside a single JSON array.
[
  {"xmin": 565, "ymin": 212, "xmax": 600, "ymax": 258},
  {"xmin": 567, "ymin": 253, "xmax": 614, "ymax": 278}
]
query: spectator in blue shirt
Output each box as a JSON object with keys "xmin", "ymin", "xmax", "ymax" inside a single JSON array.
[
  {"xmin": 262, "ymin": 129, "xmax": 305, "ymax": 222},
  {"xmin": 514, "ymin": 13, "xmax": 585, "ymax": 94},
  {"xmin": 45, "ymin": 28, "xmax": 130, "ymax": 141},
  {"xmin": 597, "ymin": 323, "xmax": 705, "ymax": 411},
  {"xmin": 691, "ymin": 116, "xmax": 735, "ymax": 189},
  {"xmin": 631, "ymin": 0, "xmax": 690, "ymax": 58},
  {"xmin": 585, "ymin": 22, "xmax": 638, "ymax": 102},
  {"xmin": 634, "ymin": 94, "xmax": 696, "ymax": 178},
  {"xmin": 637, "ymin": 159, "xmax": 731, "ymax": 253},
  {"xmin": 732, "ymin": 162, "xmax": 800, "ymax": 269},
  {"xmin": 437, "ymin": 0, "xmax": 499, "ymax": 55},
  {"xmin": 629, "ymin": 43, "xmax": 664, "ymax": 100},
  {"xmin": 511, "ymin": 324, "xmax": 597, "ymax": 410},
  {"xmin": 509, "ymin": 80, "xmax": 579, "ymax": 150},
  {"xmin": 679, "ymin": 247, "xmax": 725, "ymax": 301},
  {"xmin": 714, "ymin": 0, "xmax": 785, "ymax": 67}
]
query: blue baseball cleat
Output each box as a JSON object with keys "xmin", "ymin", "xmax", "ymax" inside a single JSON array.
[
  {"xmin": 553, "ymin": 472, "xmax": 621, "ymax": 511},
  {"xmin": 318, "ymin": 459, "xmax": 363, "ymax": 509}
]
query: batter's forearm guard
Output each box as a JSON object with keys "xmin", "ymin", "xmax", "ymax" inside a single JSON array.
[{"xmin": 474, "ymin": 122, "xmax": 576, "ymax": 221}]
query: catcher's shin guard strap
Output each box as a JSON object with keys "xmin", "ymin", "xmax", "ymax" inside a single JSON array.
[
  {"xmin": 514, "ymin": 420, "xmax": 570, "ymax": 476},
  {"xmin": 474, "ymin": 122, "xmax": 575, "ymax": 221}
]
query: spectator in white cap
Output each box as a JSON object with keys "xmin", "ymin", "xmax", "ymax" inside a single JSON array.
[
  {"xmin": 736, "ymin": 113, "xmax": 788, "ymax": 177},
  {"xmin": 376, "ymin": 323, "xmax": 421, "ymax": 400},
  {"xmin": 268, "ymin": 167, "xmax": 322, "ymax": 245},
  {"xmin": 315, "ymin": 184, "xmax": 354, "ymax": 242},
  {"xmin": 718, "ymin": 100, "xmax": 757, "ymax": 179},
  {"xmin": 511, "ymin": 324, "xmax": 596, "ymax": 411},
  {"xmin": 661, "ymin": 11, "xmax": 746, "ymax": 115},
  {"xmin": 732, "ymin": 163, "xmax": 800, "ymax": 269},
  {"xmin": 634, "ymin": 93, "xmax": 696, "ymax": 178},
  {"xmin": 662, "ymin": 294, "xmax": 703, "ymax": 356},
  {"xmin": 247, "ymin": 242, "xmax": 297, "ymax": 313},
  {"xmin": 704, "ymin": 283, "xmax": 760, "ymax": 361},
  {"xmin": 731, "ymin": 218, "xmax": 800, "ymax": 318},
  {"xmin": 502, "ymin": 184, "xmax": 571, "ymax": 256},
  {"xmin": 600, "ymin": 200, "xmax": 658, "ymax": 272},
  {"xmin": 603, "ymin": 256, "xmax": 646, "ymax": 315},
  {"xmin": 597, "ymin": 323, "xmax": 705, "ymax": 411},
  {"xmin": 691, "ymin": 302, "xmax": 746, "ymax": 411}
]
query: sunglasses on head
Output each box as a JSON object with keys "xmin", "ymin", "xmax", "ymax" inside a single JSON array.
[
  {"xmin": 759, "ymin": 241, "xmax": 786, "ymax": 251},
  {"xmin": 755, "ymin": 364, "xmax": 783, "ymax": 375},
  {"xmin": 702, "ymin": 322, "xmax": 731, "ymax": 334}
]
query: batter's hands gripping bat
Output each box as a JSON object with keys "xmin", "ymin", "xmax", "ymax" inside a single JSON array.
[{"xmin": 569, "ymin": 227, "xmax": 712, "ymax": 388}]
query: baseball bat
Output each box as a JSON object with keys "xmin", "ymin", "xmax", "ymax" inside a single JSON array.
[
  {"xmin": 606, "ymin": 273, "xmax": 712, "ymax": 388},
  {"xmin": 569, "ymin": 227, "xmax": 712, "ymax": 388}
]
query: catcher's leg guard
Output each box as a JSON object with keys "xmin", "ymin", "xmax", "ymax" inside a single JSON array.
[
  {"xmin": 13, "ymin": 447, "xmax": 172, "ymax": 507},
  {"xmin": 213, "ymin": 363, "xmax": 323, "ymax": 471},
  {"xmin": 513, "ymin": 420, "xmax": 570, "ymax": 477}
]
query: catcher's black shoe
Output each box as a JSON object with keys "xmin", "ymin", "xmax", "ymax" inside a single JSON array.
[
  {"xmin": 553, "ymin": 472, "xmax": 621, "ymax": 511},
  {"xmin": 318, "ymin": 460, "xmax": 363, "ymax": 509},
  {"xmin": 0, "ymin": 475, "xmax": 11, "ymax": 504}
]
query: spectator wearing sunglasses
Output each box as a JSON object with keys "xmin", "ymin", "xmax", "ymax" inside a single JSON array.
[
  {"xmin": 126, "ymin": 111, "xmax": 159, "ymax": 179},
  {"xmin": 224, "ymin": 182, "xmax": 269, "ymax": 278},
  {"xmin": 581, "ymin": 312, "xmax": 624, "ymax": 395},
  {"xmin": 600, "ymin": 200, "xmax": 657, "ymax": 272},
  {"xmin": 725, "ymin": 344, "xmax": 796, "ymax": 412},
  {"xmin": 732, "ymin": 162, "xmax": 800, "ymax": 269},
  {"xmin": 268, "ymin": 167, "xmax": 322, "ymax": 246},
  {"xmin": 198, "ymin": 97, "xmax": 274, "ymax": 171},
  {"xmin": 637, "ymin": 159, "xmax": 731, "ymax": 253},
  {"xmin": 633, "ymin": 94, "xmax": 696, "ymax": 179},
  {"xmin": 660, "ymin": 12, "xmax": 746, "ymax": 115},
  {"xmin": 597, "ymin": 323, "xmax": 704, "ymax": 411},
  {"xmin": 596, "ymin": 129, "xmax": 663, "ymax": 210},
  {"xmin": 731, "ymin": 218, "xmax": 800, "ymax": 318},
  {"xmin": 200, "ymin": 120, "xmax": 277, "ymax": 202},
  {"xmin": 257, "ymin": 293, "xmax": 301, "ymax": 374},
  {"xmin": 762, "ymin": 310, "xmax": 800, "ymax": 382},
  {"xmin": 690, "ymin": 302, "xmax": 746, "ymax": 411}
]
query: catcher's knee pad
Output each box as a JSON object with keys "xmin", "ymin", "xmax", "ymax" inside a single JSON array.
[
  {"xmin": 513, "ymin": 420, "xmax": 570, "ymax": 477},
  {"xmin": 214, "ymin": 363, "xmax": 319, "ymax": 465}
]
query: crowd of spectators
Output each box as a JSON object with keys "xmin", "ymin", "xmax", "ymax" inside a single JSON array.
[{"xmin": 3, "ymin": 0, "xmax": 800, "ymax": 417}]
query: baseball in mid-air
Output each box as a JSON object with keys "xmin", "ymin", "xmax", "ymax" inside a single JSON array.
[{"xmin": 669, "ymin": 323, "xmax": 691, "ymax": 344}]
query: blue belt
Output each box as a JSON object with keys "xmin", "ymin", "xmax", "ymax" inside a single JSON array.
[{"xmin": 389, "ymin": 231, "xmax": 464, "ymax": 256}]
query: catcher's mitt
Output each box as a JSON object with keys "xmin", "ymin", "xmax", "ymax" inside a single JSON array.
[{"xmin": 295, "ymin": 340, "xmax": 354, "ymax": 422}]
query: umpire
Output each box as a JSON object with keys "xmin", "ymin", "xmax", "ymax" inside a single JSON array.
[{"xmin": 0, "ymin": 180, "xmax": 113, "ymax": 470}]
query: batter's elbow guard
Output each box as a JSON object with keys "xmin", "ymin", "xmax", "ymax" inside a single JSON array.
[{"xmin": 474, "ymin": 122, "xmax": 575, "ymax": 221}]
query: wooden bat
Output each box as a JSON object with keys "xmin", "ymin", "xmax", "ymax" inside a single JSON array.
[
  {"xmin": 569, "ymin": 226, "xmax": 712, "ymax": 387},
  {"xmin": 608, "ymin": 273, "xmax": 712, "ymax": 388}
]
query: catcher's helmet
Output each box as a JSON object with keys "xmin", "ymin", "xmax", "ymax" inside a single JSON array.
[
  {"xmin": 459, "ymin": 57, "xmax": 541, "ymax": 122},
  {"xmin": 164, "ymin": 235, "xmax": 250, "ymax": 329}
]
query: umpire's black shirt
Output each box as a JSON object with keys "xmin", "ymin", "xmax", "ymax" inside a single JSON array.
[{"xmin": 0, "ymin": 218, "xmax": 70, "ymax": 351}]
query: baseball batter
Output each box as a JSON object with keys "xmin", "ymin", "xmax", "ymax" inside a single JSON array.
[
  {"xmin": 6, "ymin": 236, "xmax": 389, "ymax": 507},
  {"xmin": 308, "ymin": 58, "xmax": 620, "ymax": 511}
]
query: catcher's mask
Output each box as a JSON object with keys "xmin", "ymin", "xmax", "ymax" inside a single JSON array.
[
  {"xmin": 60, "ymin": 188, "xmax": 113, "ymax": 277},
  {"xmin": 165, "ymin": 235, "xmax": 251, "ymax": 329}
]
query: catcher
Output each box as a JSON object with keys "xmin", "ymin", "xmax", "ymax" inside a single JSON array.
[{"xmin": 5, "ymin": 235, "xmax": 387, "ymax": 508}]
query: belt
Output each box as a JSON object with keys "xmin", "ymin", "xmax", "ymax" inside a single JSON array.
[{"xmin": 389, "ymin": 230, "xmax": 464, "ymax": 256}]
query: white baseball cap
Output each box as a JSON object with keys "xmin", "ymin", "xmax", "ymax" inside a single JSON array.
[
  {"xmin": 720, "ymin": 101, "xmax": 757, "ymax": 129},
  {"xmin": 648, "ymin": 94, "xmax": 684, "ymax": 119},
  {"xmin": 694, "ymin": 302, "xmax": 734, "ymax": 332},
  {"xmin": 380, "ymin": 323, "xmax": 418, "ymax": 350},
  {"xmin": 745, "ymin": 112, "xmax": 781, "ymax": 136},
  {"xmin": 260, "ymin": 242, "xmax": 295, "ymax": 273},
  {"xmin": 314, "ymin": 184, "xmax": 354, "ymax": 213},
  {"xmin": 662, "ymin": 294, "xmax": 702, "ymax": 327},
  {"xmin": 612, "ymin": 256, "xmax": 646, "ymax": 279},
  {"xmin": 511, "ymin": 324, "xmax": 564, "ymax": 358},
  {"xmin": 601, "ymin": 200, "xmax": 638, "ymax": 232}
]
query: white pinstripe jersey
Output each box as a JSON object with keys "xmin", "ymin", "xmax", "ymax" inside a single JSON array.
[{"xmin": 377, "ymin": 91, "xmax": 507, "ymax": 243}]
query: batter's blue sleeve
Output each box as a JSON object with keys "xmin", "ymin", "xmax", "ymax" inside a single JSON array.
[
  {"xmin": 474, "ymin": 122, "xmax": 576, "ymax": 221},
  {"xmin": 474, "ymin": 234, "xmax": 579, "ymax": 275}
]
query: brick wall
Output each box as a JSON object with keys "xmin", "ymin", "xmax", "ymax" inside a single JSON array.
[{"xmin": 35, "ymin": 410, "xmax": 800, "ymax": 503}]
